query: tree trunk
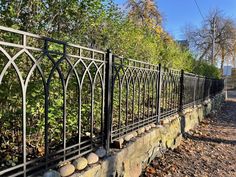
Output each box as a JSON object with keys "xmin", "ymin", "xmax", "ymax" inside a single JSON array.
[{"xmin": 220, "ymin": 46, "xmax": 225, "ymax": 72}]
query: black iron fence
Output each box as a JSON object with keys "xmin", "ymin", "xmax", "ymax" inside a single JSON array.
[
  {"xmin": 183, "ymin": 73, "xmax": 224, "ymax": 107},
  {"xmin": 0, "ymin": 26, "xmax": 224, "ymax": 176}
]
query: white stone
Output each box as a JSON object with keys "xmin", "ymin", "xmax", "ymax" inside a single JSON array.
[
  {"xmin": 145, "ymin": 126, "xmax": 151, "ymax": 131},
  {"xmin": 59, "ymin": 163, "xmax": 75, "ymax": 177},
  {"xmin": 124, "ymin": 133, "xmax": 134, "ymax": 142},
  {"xmin": 73, "ymin": 157, "xmax": 88, "ymax": 170},
  {"xmin": 87, "ymin": 153, "xmax": 99, "ymax": 165},
  {"xmin": 150, "ymin": 123, "xmax": 156, "ymax": 128},
  {"xmin": 137, "ymin": 127, "xmax": 145, "ymax": 134},
  {"xmin": 120, "ymin": 138, "xmax": 124, "ymax": 144},
  {"xmin": 156, "ymin": 125, "xmax": 163, "ymax": 129},
  {"xmin": 132, "ymin": 131, "xmax": 138, "ymax": 137},
  {"xmin": 113, "ymin": 138, "xmax": 124, "ymax": 149}
]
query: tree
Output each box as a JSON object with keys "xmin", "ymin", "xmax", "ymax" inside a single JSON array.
[
  {"xmin": 0, "ymin": 0, "xmax": 121, "ymax": 48},
  {"xmin": 185, "ymin": 9, "xmax": 236, "ymax": 69},
  {"xmin": 126, "ymin": 0, "xmax": 162, "ymax": 28}
]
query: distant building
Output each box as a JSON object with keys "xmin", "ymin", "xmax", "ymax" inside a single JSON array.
[
  {"xmin": 223, "ymin": 65, "xmax": 232, "ymax": 76},
  {"xmin": 224, "ymin": 66, "xmax": 236, "ymax": 89},
  {"xmin": 176, "ymin": 40, "xmax": 189, "ymax": 50}
]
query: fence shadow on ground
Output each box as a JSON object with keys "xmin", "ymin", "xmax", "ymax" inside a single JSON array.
[
  {"xmin": 216, "ymin": 100, "xmax": 236, "ymax": 128},
  {"xmin": 184, "ymin": 133, "xmax": 236, "ymax": 145},
  {"xmin": 183, "ymin": 98, "xmax": 236, "ymax": 146}
]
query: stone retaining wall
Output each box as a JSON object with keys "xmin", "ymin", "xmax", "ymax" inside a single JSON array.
[{"xmin": 67, "ymin": 94, "xmax": 225, "ymax": 177}]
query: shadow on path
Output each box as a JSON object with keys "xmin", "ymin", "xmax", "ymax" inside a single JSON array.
[
  {"xmin": 184, "ymin": 132, "xmax": 236, "ymax": 145},
  {"xmin": 144, "ymin": 91, "xmax": 236, "ymax": 177}
]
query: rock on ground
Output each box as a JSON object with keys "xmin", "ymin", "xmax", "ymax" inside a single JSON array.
[
  {"xmin": 73, "ymin": 157, "xmax": 88, "ymax": 170},
  {"xmin": 59, "ymin": 163, "xmax": 75, "ymax": 177},
  {"xmin": 87, "ymin": 153, "xmax": 99, "ymax": 165}
]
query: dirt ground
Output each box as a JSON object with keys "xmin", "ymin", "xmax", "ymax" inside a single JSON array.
[{"xmin": 143, "ymin": 92, "xmax": 236, "ymax": 177}]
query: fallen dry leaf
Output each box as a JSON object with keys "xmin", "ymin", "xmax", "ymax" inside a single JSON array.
[{"xmin": 142, "ymin": 100, "xmax": 236, "ymax": 177}]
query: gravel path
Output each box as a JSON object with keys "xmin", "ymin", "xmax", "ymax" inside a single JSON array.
[{"xmin": 143, "ymin": 94, "xmax": 236, "ymax": 177}]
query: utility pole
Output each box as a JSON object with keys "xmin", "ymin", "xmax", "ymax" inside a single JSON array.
[{"xmin": 211, "ymin": 16, "xmax": 216, "ymax": 65}]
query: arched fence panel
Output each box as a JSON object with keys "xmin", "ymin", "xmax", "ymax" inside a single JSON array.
[{"xmin": 0, "ymin": 26, "xmax": 106, "ymax": 177}]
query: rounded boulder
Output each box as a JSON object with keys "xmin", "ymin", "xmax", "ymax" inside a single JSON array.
[
  {"xmin": 95, "ymin": 147, "xmax": 106, "ymax": 158},
  {"xmin": 73, "ymin": 157, "xmax": 88, "ymax": 171},
  {"xmin": 59, "ymin": 163, "xmax": 75, "ymax": 177},
  {"xmin": 87, "ymin": 152, "xmax": 99, "ymax": 165},
  {"xmin": 43, "ymin": 170, "xmax": 60, "ymax": 177}
]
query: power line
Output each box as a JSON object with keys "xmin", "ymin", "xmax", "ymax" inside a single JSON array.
[{"xmin": 193, "ymin": 0, "xmax": 205, "ymax": 20}]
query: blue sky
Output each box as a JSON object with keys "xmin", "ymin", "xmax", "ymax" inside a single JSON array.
[{"xmin": 114, "ymin": 0, "xmax": 236, "ymax": 40}]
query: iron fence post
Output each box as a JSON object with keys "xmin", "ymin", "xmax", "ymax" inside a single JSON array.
[
  {"xmin": 44, "ymin": 40, "xmax": 49, "ymax": 169},
  {"xmin": 209, "ymin": 78, "xmax": 212, "ymax": 98},
  {"xmin": 104, "ymin": 49, "xmax": 113, "ymax": 152},
  {"xmin": 179, "ymin": 69, "xmax": 184, "ymax": 112},
  {"xmin": 203, "ymin": 76, "xmax": 206, "ymax": 101},
  {"xmin": 193, "ymin": 75, "xmax": 197, "ymax": 107},
  {"xmin": 156, "ymin": 63, "xmax": 162, "ymax": 124}
]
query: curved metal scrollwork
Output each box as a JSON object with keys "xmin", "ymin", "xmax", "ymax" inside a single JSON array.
[
  {"xmin": 111, "ymin": 56, "xmax": 160, "ymax": 140},
  {"xmin": 0, "ymin": 26, "xmax": 105, "ymax": 177},
  {"xmin": 0, "ymin": 26, "xmax": 224, "ymax": 177}
]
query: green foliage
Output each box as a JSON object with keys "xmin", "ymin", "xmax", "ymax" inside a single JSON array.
[
  {"xmin": 0, "ymin": 0, "xmax": 220, "ymax": 77},
  {"xmin": 192, "ymin": 61, "xmax": 221, "ymax": 78}
]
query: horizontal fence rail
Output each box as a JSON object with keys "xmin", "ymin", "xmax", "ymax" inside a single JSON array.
[
  {"xmin": 0, "ymin": 26, "xmax": 224, "ymax": 176},
  {"xmin": 183, "ymin": 73, "xmax": 224, "ymax": 108},
  {"xmin": 111, "ymin": 55, "xmax": 160, "ymax": 141},
  {"xmin": 0, "ymin": 26, "xmax": 106, "ymax": 176}
]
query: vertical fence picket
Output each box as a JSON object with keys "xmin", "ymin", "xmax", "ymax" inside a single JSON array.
[
  {"xmin": 44, "ymin": 40, "xmax": 49, "ymax": 170},
  {"xmin": 104, "ymin": 49, "xmax": 113, "ymax": 152},
  {"xmin": 179, "ymin": 70, "xmax": 184, "ymax": 113},
  {"xmin": 193, "ymin": 75, "xmax": 197, "ymax": 106},
  {"xmin": 156, "ymin": 64, "xmax": 162, "ymax": 124}
]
